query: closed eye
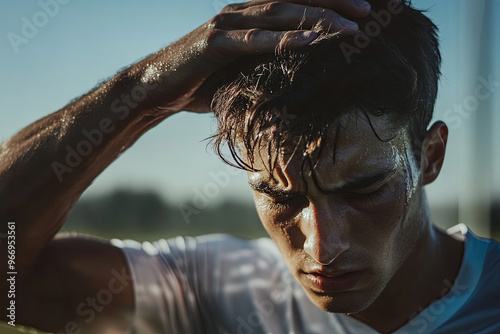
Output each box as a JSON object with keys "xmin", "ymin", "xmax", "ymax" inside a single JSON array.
[
  {"xmin": 345, "ymin": 183, "xmax": 388, "ymax": 203},
  {"xmin": 269, "ymin": 195, "xmax": 309, "ymax": 213},
  {"xmin": 350, "ymin": 181, "xmax": 385, "ymax": 195}
]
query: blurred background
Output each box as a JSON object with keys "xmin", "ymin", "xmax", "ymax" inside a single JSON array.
[{"xmin": 0, "ymin": 0, "xmax": 499, "ymax": 332}]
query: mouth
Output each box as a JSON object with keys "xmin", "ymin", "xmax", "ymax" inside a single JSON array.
[{"xmin": 300, "ymin": 269, "xmax": 365, "ymax": 293}]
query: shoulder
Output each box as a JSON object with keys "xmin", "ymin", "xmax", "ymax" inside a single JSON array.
[
  {"xmin": 461, "ymin": 227, "xmax": 500, "ymax": 274},
  {"xmin": 436, "ymin": 226, "xmax": 500, "ymax": 333},
  {"xmin": 15, "ymin": 234, "xmax": 134, "ymax": 332},
  {"xmin": 448, "ymin": 225, "xmax": 500, "ymax": 295},
  {"xmin": 464, "ymin": 229, "xmax": 500, "ymax": 295}
]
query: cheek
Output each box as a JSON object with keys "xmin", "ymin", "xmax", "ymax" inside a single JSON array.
[
  {"xmin": 254, "ymin": 195, "xmax": 284, "ymax": 239},
  {"xmin": 254, "ymin": 194, "xmax": 273, "ymax": 224},
  {"xmin": 254, "ymin": 195, "xmax": 304, "ymax": 255},
  {"xmin": 357, "ymin": 180, "xmax": 424, "ymax": 277},
  {"xmin": 347, "ymin": 178, "xmax": 410, "ymax": 255}
]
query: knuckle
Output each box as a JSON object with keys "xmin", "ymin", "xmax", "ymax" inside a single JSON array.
[
  {"xmin": 283, "ymin": 30, "xmax": 299, "ymax": 41},
  {"xmin": 245, "ymin": 28, "xmax": 261, "ymax": 43},
  {"xmin": 262, "ymin": 1, "xmax": 282, "ymax": 15},
  {"xmin": 282, "ymin": 30, "xmax": 294, "ymax": 41},
  {"xmin": 278, "ymin": 31, "xmax": 297, "ymax": 49},
  {"xmin": 209, "ymin": 13, "xmax": 227, "ymax": 28},
  {"xmin": 221, "ymin": 3, "xmax": 240, "ymax": 13},
  {"xmin": 314, "ymin": 8, "xmax": 341, "ymax": 31},
  {"xmin": 205, "ymin": 28, "xmax": 223, "ymax": 46}
]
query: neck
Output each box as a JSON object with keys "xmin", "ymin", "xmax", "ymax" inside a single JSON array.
[{"xmin": 351, "ymin": 207, "xmax": 464, "ymax": 333}]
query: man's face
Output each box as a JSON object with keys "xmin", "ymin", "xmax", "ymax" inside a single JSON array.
[{"xmin": 246, "ymin": 111, "xmax": 427, "ymax": 313}]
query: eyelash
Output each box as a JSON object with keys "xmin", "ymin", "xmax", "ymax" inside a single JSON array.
[
  {"xmin": 269, "ymin": 196, "xmax": 306, "ymax": 212},
  {"xmin": 266, "ymin": 183, "xmax": 388, "ymax": 213},
  {"xmin": 349, "ymin": 185, "xmax": 387, "ymax": 202}
]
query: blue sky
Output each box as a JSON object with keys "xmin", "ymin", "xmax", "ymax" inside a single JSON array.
[{"xmin": 0, "ymin": 0, "xmax": 498, "ymax": 213}]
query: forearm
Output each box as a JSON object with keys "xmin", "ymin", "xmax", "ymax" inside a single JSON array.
[{"xmin": 0, "ymin": 64, "xmax": 172, "ymax": 269}]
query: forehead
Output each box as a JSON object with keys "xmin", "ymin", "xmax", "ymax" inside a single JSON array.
[{"xmin": 246, "ymin": 111, "xmax": 410, "ymax": 189}]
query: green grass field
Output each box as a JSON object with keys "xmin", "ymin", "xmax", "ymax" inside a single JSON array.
[{"xmin": 0, "ymin": 323, "xmax": 44, "ymax": 333}]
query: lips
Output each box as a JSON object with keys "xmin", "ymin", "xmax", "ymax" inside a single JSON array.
[{"xmin": 301, "ymin": 269, "xmax": 364, "ymax": 293}]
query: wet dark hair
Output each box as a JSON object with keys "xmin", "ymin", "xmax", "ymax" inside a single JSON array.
[{"xmin": 210, "ymin": 0, "xmax": 441, "ymax": 171}]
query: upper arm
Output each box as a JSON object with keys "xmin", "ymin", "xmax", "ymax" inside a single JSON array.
[{"xmin": 17, "ymin": 234, "xmax": 134, "ymax": 333}]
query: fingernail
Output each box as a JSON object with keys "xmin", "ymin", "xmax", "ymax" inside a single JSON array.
[
  {"xmin": 339, "ymin": 17, "xmax": 358, "ymax": 28},
  {"xmin": 355, "ymin": 0, "xmax": 371, "ymax": 10},
  {"xmin": 300, "ymin": 31, "xmax": 317, "ymax": 42}
]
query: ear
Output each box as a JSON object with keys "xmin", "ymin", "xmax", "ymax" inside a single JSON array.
[{"xmin": 420, "ymin": 121, "xmax": 448, "ymax": 185}]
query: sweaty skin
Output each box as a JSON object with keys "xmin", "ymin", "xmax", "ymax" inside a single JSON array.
[
  {"xmin": 0, "ymin": 1, "xmax": 370, "ymax": 333},
  {"xmin": 247, "ymin": 112, "xmax": 464, "ymax": 333}
]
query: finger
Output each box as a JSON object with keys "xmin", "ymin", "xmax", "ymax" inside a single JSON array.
[
  {"xmin": 223, "ymin": 0, "xmax": 371, "ymax": 19},
  {"xmin": 215, "ymin": 2, "xmax": 359, "ymax": 33},
  {"xmin": 286, "ymin": 0, "xmax": 371, "ymax": 18},
  {"xmin": 210, "ymin": 28, "xmax": 318, "ymax": 56}
]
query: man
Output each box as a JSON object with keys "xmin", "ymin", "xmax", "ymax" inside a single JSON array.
[{"xmin": 1, "ymin": 0, "xmax": 499, "ymax": 333}]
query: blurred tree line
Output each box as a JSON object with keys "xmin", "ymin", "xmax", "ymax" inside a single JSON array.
[{"xmin": 62, "ymin": 188, "xmax": 268, "ymax": 241}]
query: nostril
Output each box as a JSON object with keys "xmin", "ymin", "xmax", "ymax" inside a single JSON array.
[
  {"xmin": 317, "ymin": 255, "xmax": 336, "ymax": 266},
  {"xmin": 303, "ymin": 232, "xmax": 350, "ymax": 265},
  {"xmin": 304, "ymin": 234, "xmax": 335, "ymax": 265}
]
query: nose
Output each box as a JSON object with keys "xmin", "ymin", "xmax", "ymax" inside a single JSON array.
[{"xmin": 302, "ymin": 200, "xmax": 351, "ymax": 265}]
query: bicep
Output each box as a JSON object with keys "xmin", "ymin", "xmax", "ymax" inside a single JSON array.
[{"xmin": 17, "ymin": 234, "xmax": 134, "ymax": 333}]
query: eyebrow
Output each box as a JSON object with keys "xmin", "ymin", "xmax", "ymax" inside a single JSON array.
[{"xmin": 248, "ymin": 166, "xmax": 397, "ymax": 197}]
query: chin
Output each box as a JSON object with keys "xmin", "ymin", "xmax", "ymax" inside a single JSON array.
[{"xmin": 302, "ymin": 287, "xmax": 379, "ymax": 314}]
